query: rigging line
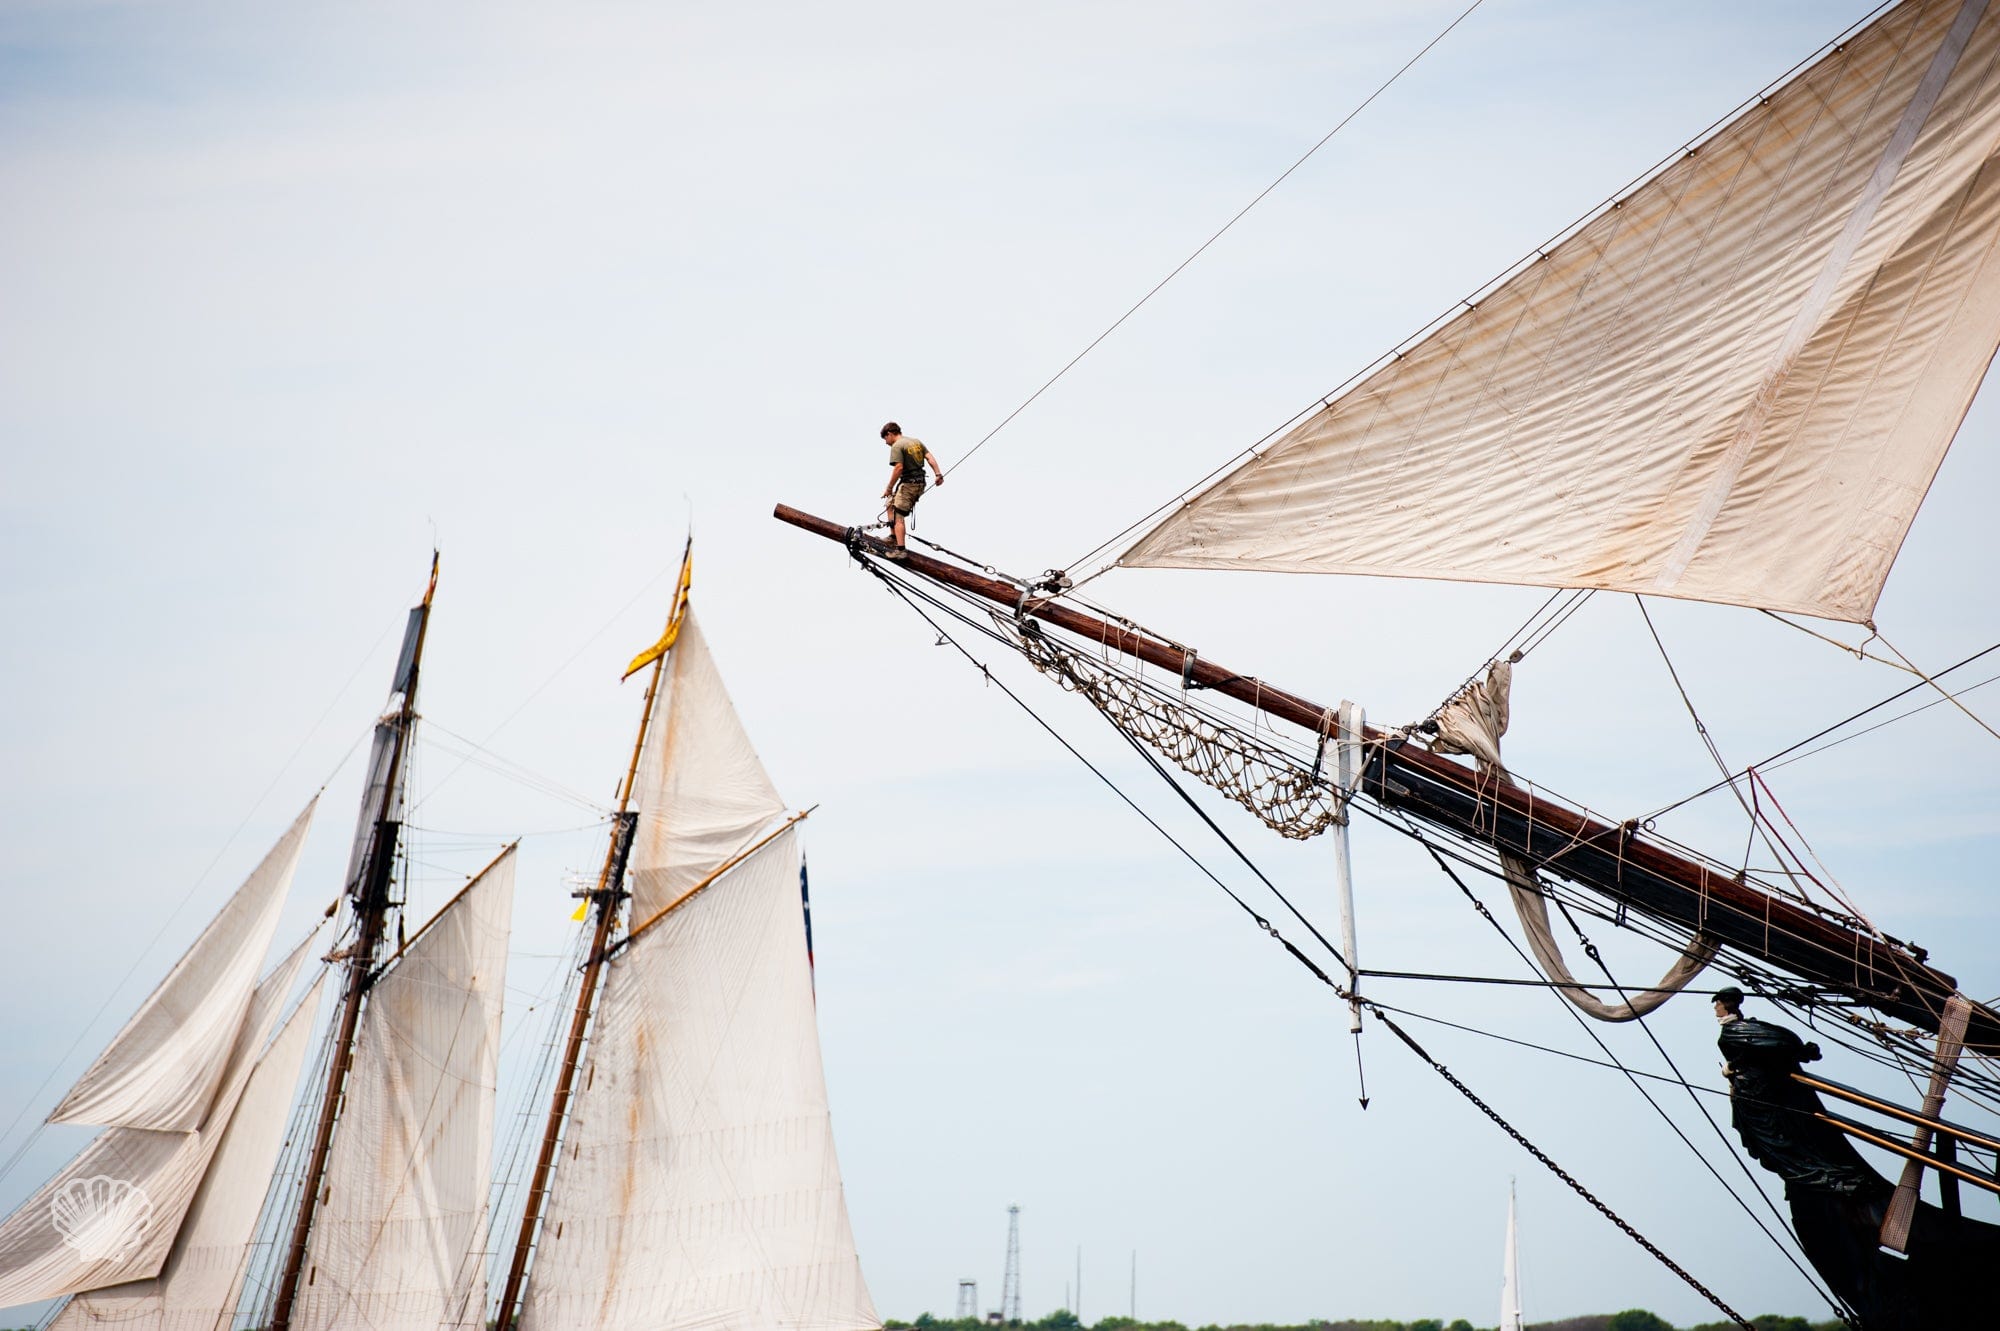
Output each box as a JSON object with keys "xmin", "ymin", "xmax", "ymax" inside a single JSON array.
[
  {"xmin": 0, "ymin": 658, "xmax": 390, "ymax": 1187},
  {"xmin": 1635, "ymin": 597, "xmax": 1814, "ymax": 906},
  {"xmin": 1370, "ymin": 1007, "xmax": 1755, "ymax": 1331},
  {"xmin": 410, "ymin": 557, "xmax": 676, "ymax": 815},
  {"xmin": 1760, "ymin": 609, "xmax": 1907, "ymax": 669},
  {"xmin": 1062, "ymin": 0, "xmax": 1903, "ymax": 582},
  {"xmin": 1759, "ymin": 667, "xmax": 2000, "ymax": 777},
  {"xmin": 1364, "ymin": 998, "xmax": 1722, "ymax": 1096},
  {"xmin": 1411, "ymin": 837, "xmax": 1828, "ymax": 1299},
  {"xmin": 945, "ymin": 0, "xmax": 1491, "ymax": 483},
  {"xmin": 1646, "ymin": 635, "xmax": 2000, "ymax": 818},
  {"xmin": 1553, "ymin": 901, "xmax": 1843, "ymax": 1319},
  {"xmin": 1871, "ymin": 626, "xmax": 2000, "ymax": 745},
  {"xmin": 862, "ymin": 557, "xmax": 1331, "ymax": 974},
  {"xmin": 868, "ymin": 559, "xmax": 1752, "ymax": 1327},
  {"xmin": 1361, "ymin": 968, "xmax": 1734, "ymax": 994},
  {"xmin": 1096, "ymin": 677, "xmax": 1352, "ymax": 974},
  {"xmin": 874, "ymin": 554, "xmax": 1352, "ymax": 965}
]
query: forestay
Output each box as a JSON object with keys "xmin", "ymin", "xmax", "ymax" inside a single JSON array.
[
  {"xmin": 0, "ymin": 931, "xmax": 317, "ymax": 1310},
  {"xmin": 48, "ymin": 974, "xmax": 325, "ymax": 1331},
  {"xmin": 288, "ymin": 849, "xmax": 513, "ymax": 1331},
  {"xmin": 1123, "ymin": 0, "xmax": 2000, "ymax": 623},
  {"xmin": 626, "ymin": 608, "xmax": 786, "ymax": 920},
  {"xmin": 518, "ymin": 824, "xmax": 879, "ymax": 1331},
  {"xmin": 51, "ymin": 802, "xmax": 314, "ymax": 1132}
]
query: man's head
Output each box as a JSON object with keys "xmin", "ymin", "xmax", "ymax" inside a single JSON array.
[
  {"xmin": 1713, "ymin": 986, "xmax": 1744, "ymax": 1023},
  {"xmin": 881, "ymin": 422, "xmax": 902, "ymax": 442}
]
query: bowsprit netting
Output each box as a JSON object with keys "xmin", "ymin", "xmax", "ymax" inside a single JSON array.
[{"xmin": 1010, "ymin": 621, "xmax": 1347, "ymax": 839}]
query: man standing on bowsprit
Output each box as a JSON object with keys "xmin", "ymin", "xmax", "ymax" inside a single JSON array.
[{"xmin": 878, "ymin": 422, "xmax": 943, "ymax": 558}]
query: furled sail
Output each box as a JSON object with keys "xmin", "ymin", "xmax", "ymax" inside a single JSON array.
[
  {"xmin": 51, "ymin": 802, "xmax": 314, "ymax": 1131},
  {"xmin": 517, "ymin": 824, "xmax": 879, "ymax": 1331},
  {"xmin": 626, "ymin": 607, "xmax": 786, "ymax": 920},
  {"xmin": 287, "ymin": 848, "xmax": 513, "ymax": 1331},
  {"xmin": 0, "ymin": 931, "xmax": 318, "ymax": 1310},
  {"xmin": 1123, "ymin": 0, "xmax": 2000, "ymax": 623},
  {"xmin": 48, "ymin": 973, "xmax": 326, "ymax": 1331}
]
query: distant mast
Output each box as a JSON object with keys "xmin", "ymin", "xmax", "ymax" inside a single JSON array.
[
  {"xmin": 1499, "ymin": 1181, "xmax": 1523, "ymax": 1331},
  {"xmin": 269, "ymin": 556, "xmax": 438, "ymax": 1331}
]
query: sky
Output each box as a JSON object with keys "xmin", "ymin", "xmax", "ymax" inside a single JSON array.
[{"xmin": 5, "ymin": 0, "xmax": 2000, "ymax": 1326}]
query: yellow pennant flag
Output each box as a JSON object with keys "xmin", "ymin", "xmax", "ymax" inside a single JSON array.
[
  {"xmin": 570, "ymin": 898, "xmax": 590, "ymax": 922},
  {"xmin": 623, "ymin": 542, "xmax": 694, "ymax": 681}
]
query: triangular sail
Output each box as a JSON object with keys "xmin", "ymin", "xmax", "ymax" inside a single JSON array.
[
  {"xmin": 288, "ymin": 849, "xmax": 513, "ymax": 1331},
  {"xmin": 517, "ymin": 824, "xmax": 879, "ymax": 1331},
  {"xmin": 47, "ymin": 973, "xmax": 326, "ymax": 1331},
  {"xmin": 627, "ymin": 607, "xmax": 786, "ymax": 919},
  {"xmin": 52, "ymin": 803, "xmax": 314, "ymax": 1131},
  {"xmin": 0, "ymin": 932, "xmax": 318, "ymax": 1310},
  {"xmin": 1123, "ymin": 0, "xmax": 2000, "ymax": 622}
]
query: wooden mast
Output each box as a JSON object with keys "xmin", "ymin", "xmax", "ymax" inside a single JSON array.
[
  {"xmin": 773, "ymin": 504, "xmax": 2000, "ymax": 1052},
  {"xmin": 492, "ymin": 548, "xmax": 688, "ymax": 1331},
  {"xmin": 270, "ymin": 554, "xmax": 438, "ymax": 1331}
]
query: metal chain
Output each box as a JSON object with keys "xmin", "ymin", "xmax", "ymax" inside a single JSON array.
[
  {"xmin": 1013, "ymin": 625, "xmax": 1345, "ymax": 839},
  {"xmin": 1372, "ymin": 1012, "xmax": 1755, "ymax": 1331}
]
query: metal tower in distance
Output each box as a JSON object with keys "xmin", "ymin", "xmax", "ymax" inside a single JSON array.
[
  {"xmin": 957, "ymin": 1279, "xmax": 979, "ymax": 1320},
  {"xmin": 1000, "ymin": 1204, "xmax": 1022, "ymax": 1325}
]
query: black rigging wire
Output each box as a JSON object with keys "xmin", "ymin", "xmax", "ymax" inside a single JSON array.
[
  {"xmin": 855, "ymin": 549, "xmax": 1756, "ymax": 1328},
  {"xmin": 945, "ymin": 0, "xmax": 1491, "ymax": 481},
  {"xmin": 1646, "ymin": 635, "xmax": 2000, "ymax": 819}
]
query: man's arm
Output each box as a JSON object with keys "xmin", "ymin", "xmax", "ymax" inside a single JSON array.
[
  {"xmin": 883, "ymin": 463, "xmax": 901, "ymax": 498},
  {"xmin": 928, "ymin": 450, "xmax": 945, "ymax": 485}
]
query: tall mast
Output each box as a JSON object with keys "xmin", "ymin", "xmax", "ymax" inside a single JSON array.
[
  {"xmin": 775, "ymin": 505, "xmax": 2000, "ymax": 1050},
  {"xmin": 270, "ymin": 555, "xmax": 437, "ymax": 1331},
  {"xmin": 493, "ymin": 544, "xmax": 691, "ymax": 1331}
]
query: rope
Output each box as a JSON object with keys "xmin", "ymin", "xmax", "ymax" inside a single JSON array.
[
  {"xmin": 945, "ymin": 0, "xmax": 1490, "ymax": 481},
  {"xmin": 1873, "ymin": 628, "xmax": 2000, "ymax": 745},
  {"xmin": 1371, "ymin": 1009, "xmax": 1755, "ymax": 1330},
  {"xmin": 1061, "ymin": 1, "xmax": 1902, "ymax": 580},
  {"xmin": 858, "ymin": 547, "xmax": 1753, "ymax": 1323},
  {"xmin": 1647, "ymin": 632, "xmax": 2000, "ymax": 819}
]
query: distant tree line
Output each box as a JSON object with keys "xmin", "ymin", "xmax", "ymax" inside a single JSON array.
[{"xmin": 885, "ymin": 1310, "xmax": 1842, "ymax": 1331}]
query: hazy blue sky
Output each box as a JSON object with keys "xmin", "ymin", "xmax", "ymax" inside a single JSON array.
[{"xmin": 5, "ymin": 1, "xmax": 1998, "ymax": 1327}]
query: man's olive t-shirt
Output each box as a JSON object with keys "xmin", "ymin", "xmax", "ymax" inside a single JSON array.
[{"xmin": 888, "ymin": 437, "xmax": 928, "ymax": 481}]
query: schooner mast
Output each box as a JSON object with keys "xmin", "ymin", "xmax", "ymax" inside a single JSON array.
[
  {"xmin": 492, "ymin": 544, "xmax": 691, "ymax": 1331},
  {"xmin": 269, "ymin": 556, "xmax": 437, "ymax": 1331}
]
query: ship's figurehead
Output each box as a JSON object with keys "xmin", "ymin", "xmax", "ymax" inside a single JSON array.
[{"xmin": 1714, "ymin": 986, "xmax": 1879, "ymax": 1196}]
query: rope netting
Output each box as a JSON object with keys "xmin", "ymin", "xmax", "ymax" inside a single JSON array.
[{"xmin": 1010, "ymin": 623, "xmax": 1347, "ymax": 840}]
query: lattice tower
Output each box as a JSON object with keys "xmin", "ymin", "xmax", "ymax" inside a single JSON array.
[{"xmin": 1000, "ymin": 1205, "xmax": 1022, "ymax": 1324}]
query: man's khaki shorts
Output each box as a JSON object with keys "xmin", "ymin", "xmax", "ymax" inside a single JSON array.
[{"xmin": 891, "ymin": 479, "xmax": 926, "ymax": 516}]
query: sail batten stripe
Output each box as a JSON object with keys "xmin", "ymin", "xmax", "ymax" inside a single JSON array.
[{"xmin": 1657, "ymin": 0, "xmax": 1992, "ymax": 588}]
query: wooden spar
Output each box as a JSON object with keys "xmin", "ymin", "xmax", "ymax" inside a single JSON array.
[
  {"xmin": 271, "ymin": 555, "xmax": 438, "ymax": 1331},
  {"xmin": 773, "ymin": 504, "xmax": 2000, "ymax": 1051},
  {"xmin": 1881, "ymin": 993, "xmax": 1974, "ymax": 1252},
  {"xmin": 492, "ymin": 556, "xmax": 685, "ymax": 1331}
]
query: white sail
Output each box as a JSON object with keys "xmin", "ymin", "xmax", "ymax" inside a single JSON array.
[
  {"xmin": 48, "ymin": 973, "xmax": 326, "ymax": 1331},
  {"xmin": 0, "ymin": 932, "xmax": 318, "ymax": 1310},
  {"xmin": 1124, "ymin": 0, "xmax": 2000, "ymax": 623},
  {"xmin": 52, "ymin": 802, "xmax": 314, "ymax": 1131},
  {"xmin": 1499, "ymin": 1182, "xmax": 1522, "ymax": 1331},
  {"xmin": 627, "ymin": 607, "xmax": 786, "ymax": 920},
  {"xmin": 518, "ymin": 824, "xmax": 879, "ymax": 1331},
  {"xmin": 289, "ymin": 848, "xmax": 513, "ymax": 1331}
]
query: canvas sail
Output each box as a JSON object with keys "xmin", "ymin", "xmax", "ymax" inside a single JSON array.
[
  {"xmin": 626, "ymin": 607, "xmax": 786, "ymax": 920},
  {"xmin": 51, "ymin": 802, "xmax": 314, "ymax": 1132},
  {"xmin": 47, "ymin": 973, "xmax": 326, "ymax": 1331},
  {"xmin": 0, "ymin": 932, "xmax": 318, "ymax": 1310},
  {"xmin": 517, "ymin": 824, "xmax": 878, "ymax": 1331},
  {"xmin": 288, "ymin": 848, "xmax": 513, "ymax": 1331},
  {"xmin": 1123, "ymin": 0, "xmax": 2000, "ymax": 623}
]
